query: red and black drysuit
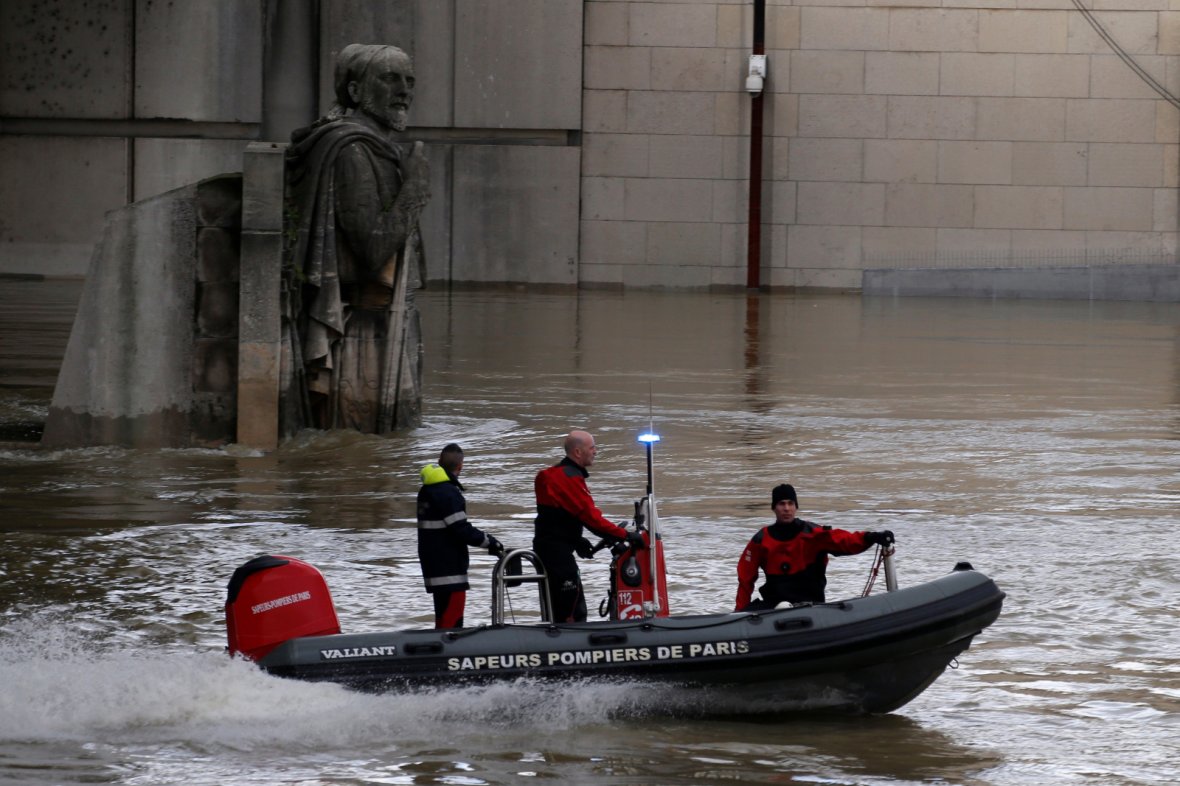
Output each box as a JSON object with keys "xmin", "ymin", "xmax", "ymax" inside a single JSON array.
[
  {"xmin": 533, "ymin": 457, "xmax": 630, "ymax": 622},
  {"xmin": 735, "ymin": 520, "xmax": 873, "ymax": 611},
  {"xmin": 417, "ymin": 470, "xmax": 494, "ymax": 628}
]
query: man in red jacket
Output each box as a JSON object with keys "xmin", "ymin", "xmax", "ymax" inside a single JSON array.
[
  {"xmin": 735, "ymin": 484, "xmax": 894, "ymax": 611},
  {"xmin": 534, "ymin": 430, "xmax": 644, "ymax": 622}
]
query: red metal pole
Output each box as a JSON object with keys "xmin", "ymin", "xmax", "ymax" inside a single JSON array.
[{"xmin": 746, "ymin": 0, "xmax": 766, "ymax": 290}]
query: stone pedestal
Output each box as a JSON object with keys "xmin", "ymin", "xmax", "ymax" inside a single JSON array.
[{"xmin": 236, "ymin": 142, "xmax": 286, "ymax": 451}]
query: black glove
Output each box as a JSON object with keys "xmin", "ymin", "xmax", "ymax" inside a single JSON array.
[
  {"xmin": 485, "ymin": 535, "xmax": 506, "ymax": 557},
  {"xmin": 575, "ymin": 537, "xmax": 595, "ymax": 559},
  {"xmin": 865, "ymin": 530, "xmax": 895, "ymax": 546},
  {"xmin": 624, "ymin": 531, "xmax": 646, "ymax": 550}
]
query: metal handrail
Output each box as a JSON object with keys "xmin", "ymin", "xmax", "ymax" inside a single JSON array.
[{"xmin": 491, "ymin": 548, "xmax": 553, "ymax": 625}]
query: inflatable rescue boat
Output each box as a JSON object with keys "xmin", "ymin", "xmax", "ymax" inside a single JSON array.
[{"xmin": 224, "ymin": 433, "xmax": 1005, "ymax": 714}]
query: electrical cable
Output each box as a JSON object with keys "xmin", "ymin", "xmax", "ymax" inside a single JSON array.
[{"xmin": 1070, "ymin": 0, "xmax": 1180, "ymax": 109}]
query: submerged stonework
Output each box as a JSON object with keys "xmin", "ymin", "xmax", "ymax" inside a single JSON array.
[{"xmin": 42, "ymin": 176, "xmax": 242, "ymax": 449}]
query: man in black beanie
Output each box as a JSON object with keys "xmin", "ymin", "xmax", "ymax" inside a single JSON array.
[{"xmin": 734, "ymin": 484, "xmax": 894, "ymax": 611}]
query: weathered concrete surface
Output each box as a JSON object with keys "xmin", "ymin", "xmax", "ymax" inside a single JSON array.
[
  {"xmin": 452, "ymin": 145, "xmax": 581, "ymax": 285},
  {"xmin": 862, "ymin": 264, "xmax": 1180, "ymax": 302},
  {"xmin": 0, "ymin": 136, "xmax": 129, "ymax": 277},
  {"xmin": 0, "ymin": 0, "xmax": 130, "ymax": 120},
  {"xmin": 0, "ymin": 0, "xmax": 261, "ymax": 277},
  {"xmin": 454, "ymin": 0, "xmax": 583, "ymax": 129},
  {"xmin": 135, "ymin": 1, "xmax": 262, "ymax": 122},
  {"xmin": 41, "ymin": 176, "xmax": 242, "ymax": 448}
]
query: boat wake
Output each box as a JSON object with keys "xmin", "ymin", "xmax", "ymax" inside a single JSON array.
[{"xmin": 0, "ymin": 612, "xmax": 840, "ymax": 750}]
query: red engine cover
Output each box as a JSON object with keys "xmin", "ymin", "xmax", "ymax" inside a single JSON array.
[{"xmin": 225, "ymin": 555, "xmax": 340, "ymax": 661}]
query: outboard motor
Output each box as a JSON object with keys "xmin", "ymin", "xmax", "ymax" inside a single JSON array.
[{"xmin": 225, "ymin": 555, "xmax": 340, "ymax": 661}]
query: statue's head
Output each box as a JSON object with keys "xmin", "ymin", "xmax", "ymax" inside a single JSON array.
[{"xmin": 334, "ymin": 44, "xmax": 415, "ymax": 132}]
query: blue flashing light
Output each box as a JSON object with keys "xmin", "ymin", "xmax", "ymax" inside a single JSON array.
[{"xmin": 638, "ymin": 432, "xmax": 661, "ymax": 443}]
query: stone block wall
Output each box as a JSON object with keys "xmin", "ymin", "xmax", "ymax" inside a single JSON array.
[
  {"xmin": 580, "ymin": 0, "xmax": 1180, "ymax": 290},
  {"xmin": 581, "ymin": 0, "xmax": 759, "ymax": 289}
]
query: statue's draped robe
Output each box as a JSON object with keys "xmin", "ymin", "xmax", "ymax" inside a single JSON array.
[{"xmin": 282, "ymin": 119, "xmax": 424, "ymax": 434}]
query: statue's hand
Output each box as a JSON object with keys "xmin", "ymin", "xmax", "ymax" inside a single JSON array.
[
  {"xmin": 391, "ymin": 142, "xmax": 430, "ymax": 230},
  {"xmin": 402, "ymin": 141, "xmax": 431, "ymax": 196}
]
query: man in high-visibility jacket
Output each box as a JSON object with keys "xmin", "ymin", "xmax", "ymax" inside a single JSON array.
[
  {"xmin": 533, "ymin": 430, "xmax": 644, "ymax": 622},
  {"xmin": 417, "ymin": 443, "xmax": 505, "ymax": 628},
  {"xmin": 735, "ymin": 483, "xmax": 894, "ymax": 611}
]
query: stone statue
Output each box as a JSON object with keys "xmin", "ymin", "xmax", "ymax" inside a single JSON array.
[{"xmin": 281, "ymin": 44, "xmax": 430, "ymax": 435}]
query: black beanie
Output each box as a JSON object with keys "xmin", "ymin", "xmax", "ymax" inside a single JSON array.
[{"xmin": 772, "ymin": 484, "xmax": 798, "ymax": 507}]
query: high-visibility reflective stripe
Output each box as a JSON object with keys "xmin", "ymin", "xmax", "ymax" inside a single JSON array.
[
  {"xmin": 425, "ymin": 574, "xmax": 467, "ymax": 587},
  {"xmin": 418, "ymin": 511, "xmax": 467, "ymax": 529}
]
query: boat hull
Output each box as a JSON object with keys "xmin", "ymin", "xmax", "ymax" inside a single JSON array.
[{"xmin": 256, "ymin": 567, "xmax": 1003, "ymax": 714}]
